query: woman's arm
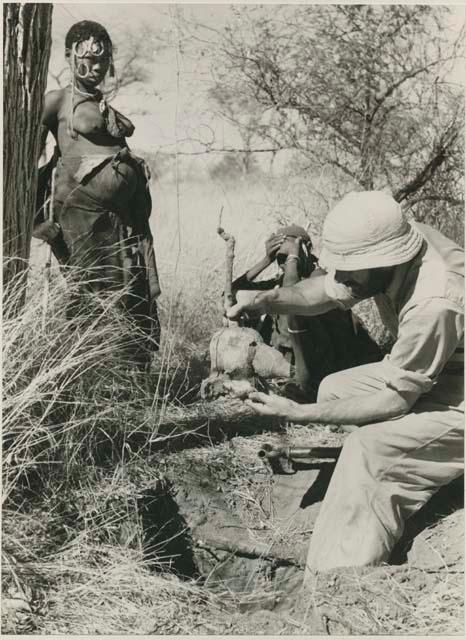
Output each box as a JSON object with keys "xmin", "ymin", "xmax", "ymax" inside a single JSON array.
[
  {"xmin": 279, "ymin": 238, "xmax": 316, "ymax": 392},
  {"xmin": 279, "ymin": 236, "xmax": 309, "ymax": 330},
  {"xmin": 232, "ymin": 256, "xmax": 276, "ymax": 290},
  {"xmin": 232, "ymin": 233, "xmax": 285, "ymax": 290},
  {"xmin": 38, "ymin": 90, "xmax": 61, "ymax": 158},
  {"xmin": 38, "ymin": 124, "xmax": 49, "ymax": 159}
]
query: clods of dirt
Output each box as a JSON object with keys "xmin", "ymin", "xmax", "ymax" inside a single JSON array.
[
  {"xmin": 126, "ymin": 424, "xmax": 463, "ymax": 635},
  {"xmin": 145, "ymin": 429, "xmax": 342, "ymax": 593}
]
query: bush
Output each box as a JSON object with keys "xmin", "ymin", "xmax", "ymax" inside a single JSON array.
[{"xmin": 209, "ymin": 153, "xmax": 259, "ymax": 182}]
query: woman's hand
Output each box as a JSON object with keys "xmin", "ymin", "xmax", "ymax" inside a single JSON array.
[
  {"xmin": 245, "ymin": 391, "xmax": 300, "ymax": 420},
  {"xmin": 278, "ymin": 236, "xmax": 302, "ymax": 258},
  {"xmin": 265, "ymin": 233, "xmax": 286, "ymax": 262},
  {"xmin": 32, "ymin": 220, "xmax": 61, "ymax": 243}
]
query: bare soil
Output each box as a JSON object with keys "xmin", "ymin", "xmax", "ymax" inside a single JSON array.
[
  {"xmin": 2, "ymin": 423, "xmax": 463, "ymax": 635},
  {"xmin": 126, "ymin": 424, "xmax": 464, "ymax": 635}
]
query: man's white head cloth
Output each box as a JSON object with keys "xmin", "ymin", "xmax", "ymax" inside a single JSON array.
[{"xmin": 319, "ymin": 191, "xmax": 423, "ymax": 271}]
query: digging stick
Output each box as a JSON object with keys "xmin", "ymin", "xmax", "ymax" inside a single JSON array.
[
  {"xmin": 195, "ymin": 535, "xmax": 303, "ymax": 568},
  {"xmin": 41, "ymin": 167, "xmax": 57, "ymax": 331}
]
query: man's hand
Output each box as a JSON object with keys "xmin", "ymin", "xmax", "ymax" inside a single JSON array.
[
  {"xmin": 265, "ymin": 233, "xmax": 286, "ymax": 261},
  {"xmin": 245, "ymin": 391, "xmax": 300, "ymax": 419},
  {"xmin": 33, "ymin": 220, "xmax": 60, "ymax": 243},
  {"xmin": 226, "ymin": 301, "xmax": 251, "ymax": 322},
  {"xmin": 226, "ymin": 288, "xmax": 278, "ymax": 321}
]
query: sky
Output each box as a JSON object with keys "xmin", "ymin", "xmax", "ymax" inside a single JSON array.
[{"xmin": 49, "ymin": 2, "xmax": 465, "ymax": 155}]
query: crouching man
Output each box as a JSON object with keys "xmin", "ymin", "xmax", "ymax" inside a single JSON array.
[{"xmin": 228, "ymin": 191, "xmax": 464, "ymax": 574}]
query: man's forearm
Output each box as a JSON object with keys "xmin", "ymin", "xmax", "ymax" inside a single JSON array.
[
  {"xmin": 288, "ymin": 388, "xmax": 412, "ymax": 426},
  {"xmin": 248, "ymin": 278, "xmax": 338, "ymax": 317}
]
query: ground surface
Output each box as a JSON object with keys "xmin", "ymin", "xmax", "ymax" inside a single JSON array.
[{"xmin": 2, "ymin": 421, "xmax": 463, "ymax": 635}]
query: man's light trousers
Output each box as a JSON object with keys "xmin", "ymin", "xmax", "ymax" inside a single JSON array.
[{"xmin": 305, "ymin": 363, "xmax": 464, "ymax": 575}]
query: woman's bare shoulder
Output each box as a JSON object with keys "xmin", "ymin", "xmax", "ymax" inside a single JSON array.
[
  {"xmin": 44, "ymin": 87, "xmax": 68, "ymax": 113},
  {"xmin": 42, "ymin": 88, "xmax": 70, "ymax": 130}
]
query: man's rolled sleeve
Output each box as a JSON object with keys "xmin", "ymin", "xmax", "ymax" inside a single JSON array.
[{"xmin": 380, "ymin": 299, "xmax": 464, "ymax": 401}]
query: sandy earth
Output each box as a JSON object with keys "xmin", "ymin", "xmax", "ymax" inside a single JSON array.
[
  {"xmin": 2, "ymin": 425, "xmax": 463, "ymax": 635},
  {"xmin": 151, "ymin": 427, "xmax": 464, "ymax": 634}
]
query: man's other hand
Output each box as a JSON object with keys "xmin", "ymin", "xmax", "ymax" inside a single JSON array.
[{"xmin": 245, "ymin": 391, "xmax": 299, "ymax": 419}]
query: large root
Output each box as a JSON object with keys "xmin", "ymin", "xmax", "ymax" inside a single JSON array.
[{"xmin": 147, "ymin": 397, "xmax": 283, "ymax": 443}]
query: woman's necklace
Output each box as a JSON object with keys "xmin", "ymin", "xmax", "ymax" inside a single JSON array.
[
  {"xmin": 72, "ymin": 83, "xmax": 99, "ymax": 98},
  {"xmin": 71, "ymin": 83, "xmax": 107, "ymax": 113}
]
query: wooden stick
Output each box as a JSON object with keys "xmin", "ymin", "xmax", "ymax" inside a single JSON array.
[
  {"xmin": 217, "ymin": 227, "xmax": 236, "ymax": 311},
  {"xmin": 217, "ymin": 212, "xmax": 238, "ymax": 327},
  {"xmin": 217, "ymin": 204, "xmax": 224, "ymax": 230},
  {"xmin": 195, "ymin": 535, "xmax": 303, "ymax": 568}
]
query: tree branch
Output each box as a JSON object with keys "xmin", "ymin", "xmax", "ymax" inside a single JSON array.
[
  {"xmin": 394, "ymin": 125, "xmax": 460, "ymax": 202},
  {"xmin": 369, "ymin": 57, "xmax": 453, "ymax": 123},
  {"xmin": 171, "ymin": 145, "xmax": 291, "ymax": 156},
  {"xmin": 405, "ymin": 194, "xmax": 464, "ymax": 208}
]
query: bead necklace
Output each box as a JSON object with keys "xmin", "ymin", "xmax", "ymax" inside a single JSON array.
[
  {"xmin": 71, "ymin": 83, "xmax": 108, "ymax": 114},
  {"xmin": 72, "ymin": 83, "xmax": 99, "ymax": 98}
]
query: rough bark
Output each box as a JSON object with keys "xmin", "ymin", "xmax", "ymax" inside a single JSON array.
[{"xmin": 3, "ymin": 3, "xmax": 53, "ymax": 291}]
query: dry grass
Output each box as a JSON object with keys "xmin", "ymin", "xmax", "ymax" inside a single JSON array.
[
  {"xmin": 2, "ymin": 542, "xmax": 228, "ymax": 635},
  {"xmin": 3, "ymin": 266, "xmax": 153, "ymax": 504},
  {"xmin": 1, "ymin": 259, "xmax": 224, "ymax": 634},
  {"xmin": 4, "ymin": 432, "xmax": 460, "ymax": 635}
]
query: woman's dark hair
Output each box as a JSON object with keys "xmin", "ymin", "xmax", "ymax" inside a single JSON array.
[
  {"xmin": 276, "ymin": 224, "xmax": 318, "ymax": 278},
  {"xmin": 65, "ymin": 20, "xmax": 113, "ymax": 52}
]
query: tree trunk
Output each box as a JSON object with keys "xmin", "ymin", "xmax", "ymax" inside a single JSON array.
[{"xmin": 3, "ymin": 3, "xmax": 53, "ymax": 293}]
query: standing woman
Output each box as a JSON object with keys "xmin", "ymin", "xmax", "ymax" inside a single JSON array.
[{"xmin": 35, "ymin": 20, "xmax": 161, "ymax": 362}]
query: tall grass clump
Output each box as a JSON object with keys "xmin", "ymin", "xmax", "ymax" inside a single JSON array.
[{"xmin": 2, "ymin": 261, "xmax": 163, "ymax": 506}]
